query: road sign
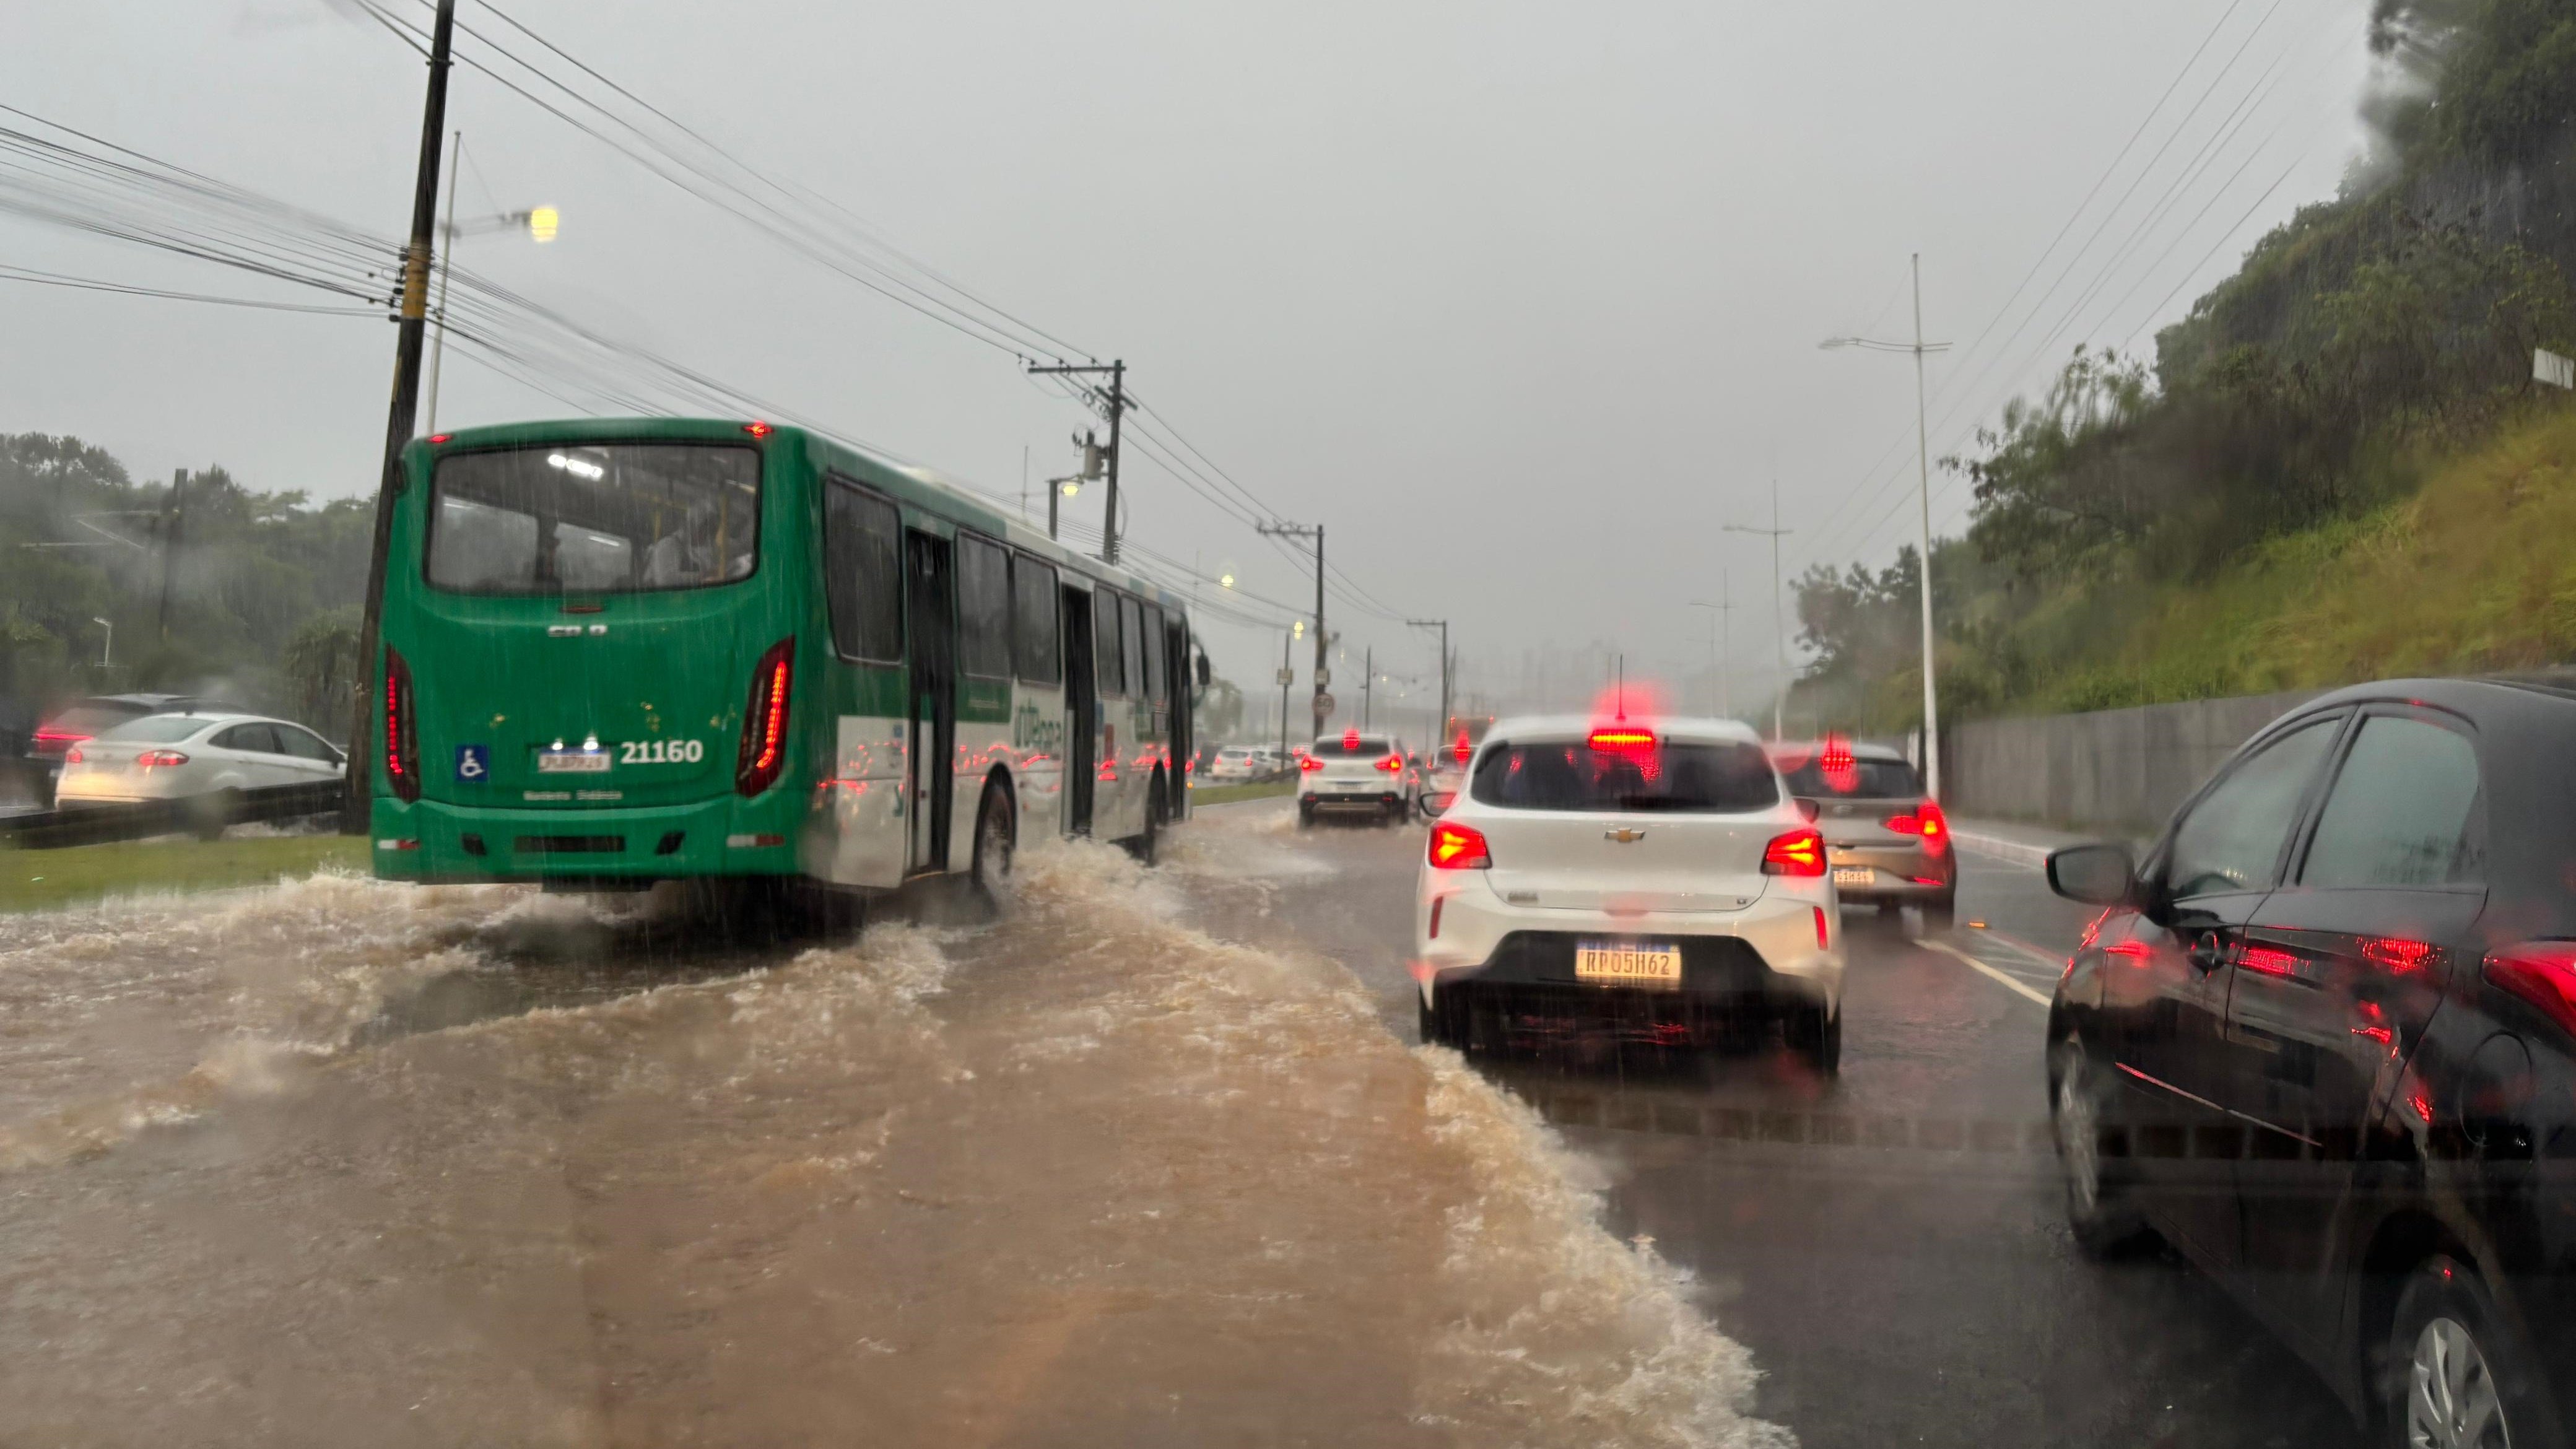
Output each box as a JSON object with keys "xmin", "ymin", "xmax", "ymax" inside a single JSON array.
[
  {"xmin": 1316, "ymin": 668, "xmax": 1331, "ymax": 688},
  {"xmin": 1276, "ymin": 668, "xmax": 1294, "ymax": 685},
  {"xmin": 2540, "ymin": 348, "xmax": 2575, "ymax": 389},
  {"xmin": 1312, "ymin": 692, "xmax": 1336, "ymax": 718}
]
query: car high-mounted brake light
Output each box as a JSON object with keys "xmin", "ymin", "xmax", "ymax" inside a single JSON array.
[
  {"xmin": 1300, "ymin": 756, "xmax": 1325, "ymax": 772},
  {"xmin": 1453, "ymin": 730, "xmax": 1471, "ymax": 765},
  {"xmin": 1762, "ymin": 826, "xmax": 1825, "ymax": 877},
  {"xmin": 1588, "ymin": 727, "xmax": 1656, "ymax": 752},
  {"xmin": 2484, "ymin": 941, "xmax": 2576, "ymax": 1039},
  {"xmin": 1344, "ymin": 729, "xmax": 1361, "ymax": 750},
  {"xmin": 382, "ymin": 645, "xmax": 422, "ymax": 803},
  {"xmin": 734, "ymin": 638, "xmax": 794, "ymax": 796},
  {"xmin": 1428, "ymin": 820, "xmax": 1490, "ymax": 870}
]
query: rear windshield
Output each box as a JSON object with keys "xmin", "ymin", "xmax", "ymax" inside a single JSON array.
[
  {"xmin": 1310, "ymin": 737, "xmax": 1395, "ymax": 758},
  {"xmin": 1780, "ymin": 757, "xmax": 1924, "ymax": 799},
  {"xmin": 1471, "ymin": 738, "xmax": 1780, "ymax": 813},
  {"xmin": 426, "ymin": 443, "xmax": 760, "ymax": 594},
  {"xmin": 98, "ymin": 715, "xmax": 215, "ymax": 744}
]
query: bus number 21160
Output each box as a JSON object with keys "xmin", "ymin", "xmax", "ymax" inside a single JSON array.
[{"xmin": 620, "ymin": 739, "xmax": 705, "ymax": 764}]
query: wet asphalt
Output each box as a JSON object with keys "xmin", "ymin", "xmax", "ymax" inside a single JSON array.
[{"xmin": 1251, "ymin": 805, "xmax": 2365, "ymax": 1449}]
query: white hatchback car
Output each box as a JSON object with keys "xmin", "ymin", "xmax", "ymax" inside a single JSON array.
[
  {"xmin": 1207, "ymin": 746, "xmax": 1264, "ymax": 781},
  {"xmin": 1298, "ymin": 729, "xmax": 1417, "ymax": 825},
  {"xmin": 1411, "ymin": 714, "xmax": 1846, "ymax": 1071},
  {"xmin": 56, "ymin": 711, "xmax": 347, "ymax": 819}
]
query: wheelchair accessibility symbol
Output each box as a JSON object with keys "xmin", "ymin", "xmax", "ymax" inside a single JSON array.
[{"xmin": 456, "ymin": 744, "xmax": 490, "ymax": 782}]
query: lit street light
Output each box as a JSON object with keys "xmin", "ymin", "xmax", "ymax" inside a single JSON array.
[{"xmin": 421, "ymin": 131, "xmax": 561, "ymax": 436}]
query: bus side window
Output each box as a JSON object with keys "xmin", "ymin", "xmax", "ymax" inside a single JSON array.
[
  {"xmin": 1119, "ymin": 596, "xmax": 1146, "ymax": 702},
  {"xmin": 1012, "ymin": 555, "xmax": 1060, "ymax": 685},
  {"xmin": 1142, "ymin": 604, "xmax": 1168, "ymax": 707},
  {"xmin": 824, "ymin": 477, "xmax": 902, "ymax": 661},
  {"xmin": 1093, "ymin": 588, "xmax": 1125, "ymax": 698},
  {"xmin": 956, "ymin": 534, "xmax": 1012, "ymax": 680}
]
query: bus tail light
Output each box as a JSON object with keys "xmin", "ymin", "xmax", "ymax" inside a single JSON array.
[
  {"xmin": 1428, "ymin": 821, "xmax": 1490, "ymax": 870},
  {"xmin": 383, "ymin": 646, "xmax": 421, "ymax": 803},
  {"xmin": 2484, "ymin": 942, "xmax": 2576, "ymax": 1040},
  {"xmin": 735, "ymin": 638, "xmax": 794, "ymax": 796},
  {"xmin": 1763, "ymin": 826, "xmax": 1825, "ymax": 877}
]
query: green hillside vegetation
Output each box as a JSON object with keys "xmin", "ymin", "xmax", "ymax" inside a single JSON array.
[{"xmin": 1794, "ymin": 0, "xmax": 2576, "ymax": 729}]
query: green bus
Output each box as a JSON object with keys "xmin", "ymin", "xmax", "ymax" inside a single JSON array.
[{"xmin": 368, "ymin": 417, "xmax": 1201, "ymax": 900}]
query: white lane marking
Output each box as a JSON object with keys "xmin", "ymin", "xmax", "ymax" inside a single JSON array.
[
  {"xmin": 1922, "ymin": 937, "xmax": 2053, "ymax": 1007},
  {"xmin": 1949, "ymin": 830, "xmax": 2048, "ymax": 870},
  {"xmin": 1975, "ymin": 928, "xmax": 2070, "ymax": 973}
]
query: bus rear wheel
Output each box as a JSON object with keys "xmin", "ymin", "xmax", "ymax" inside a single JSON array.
[
  {"xmin": 1125, "ymin": 773, "xmax": 1164, "ymax": 866},
  {"xmin": 972, "ymin": 779, "xmax": 1016, "ymax": 902}
]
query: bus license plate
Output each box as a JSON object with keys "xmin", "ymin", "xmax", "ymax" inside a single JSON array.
[
  {"xmin": 536, "ymin": 751, "xmax": 612, "ymax": 774},
  {"xmin": 1574, "ymin": 940, "xmax": 1682, "ymax": 988},
  {"xmin": 1832, "ymin": 866, "xmax": 1873, "ymax": 887}
]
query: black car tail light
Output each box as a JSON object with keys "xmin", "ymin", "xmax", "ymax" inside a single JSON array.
[
  {"xmin": 734, "ymin": 638, "xmax": 794, "ymax": 797},
  {"xmin": 383, "ymin": 646, "xmax": 421, "ymax": 803},
  {"xmin": 2483, "ymin": 941, "xmax": 2576, "ymax": 1038}
]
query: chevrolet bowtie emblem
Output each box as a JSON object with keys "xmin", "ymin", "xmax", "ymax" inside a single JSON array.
[{"xmin": 1604, "ymin": 827, "xmax": 1648, "ymax": 843}]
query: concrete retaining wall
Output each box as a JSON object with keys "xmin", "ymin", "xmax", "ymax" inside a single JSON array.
[{"xmin": 1943, "ymin": 689, "xmax": 2327, "ymax": 836}]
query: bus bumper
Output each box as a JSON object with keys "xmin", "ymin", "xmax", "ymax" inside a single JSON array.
[{"xmin": 368, "ymin": 796, "xmax": 802, "ymax": 882}]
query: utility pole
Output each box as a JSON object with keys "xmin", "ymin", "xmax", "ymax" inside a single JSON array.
[
  {"xmin": 420, "ymin": 131, "xmax": 462, "ymax": 437},
  {"xmin": 1724, "ymin": 486, "xmax": 1792, "ymax": 742},
  {"xmin": 343, "ymin": 0, "xmax": 456, "ymax": 834},
  {"xmin": 157, "ymin": 468, "xmax": 187, "ymax": 641},
  {"xmin": 1277, "ymin": 625, "xmax": 1298, "ymax": 757},
  {"xmin": 1687, "ymin": 578, "xmax": 1735, "ymax": 717},
  {"xmin": 1362, "ymin": 645, "xmax": 1373, "ymax": 729},
  {"xmin": 1260, "ymin": 521, "xmax": 1328, "ymax": 735},
  {"xmin": 1821, "ymin": 253, "xmax": 1952, "ymax": 796},
  {"xmin": 1408, "ymin": 619, "xmax": 1450, "ymax": 747},
  {"xmin": 1026, "ymin": 360, "xmax": 1125, "ymax": 562}
]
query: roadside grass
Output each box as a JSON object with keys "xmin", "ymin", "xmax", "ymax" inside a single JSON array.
[
  {"xmin": 0, "ymin": 834, "xmax": 367, "ymax": 915},
  {"xmin": 1187, "ymin": 778, "xmax": 1295, "ymax": 807},
  {"xmin": 2017, "ymin": 401, "xmax": 2576, "ymax": 713}
]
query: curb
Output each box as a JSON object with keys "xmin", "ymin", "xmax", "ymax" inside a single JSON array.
[{"xmin": 1948, "ymin": 830, "xmax": 2052, "ymax": 870}]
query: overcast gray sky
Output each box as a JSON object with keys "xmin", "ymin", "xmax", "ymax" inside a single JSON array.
[{"xmin": 1, "ymin": 0, "xmax": 2373, "ymax": 717}]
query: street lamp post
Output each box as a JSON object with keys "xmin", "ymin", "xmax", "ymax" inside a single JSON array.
[
  {"xmin": 1723, "ymin": 489, "xmax": 1791, "ymax": 741},
  {"xmin": 92, "ymin": 616, "xmax": 112, "ymax": 669},
  {"xmin": 1821, "ymin": 253, "xmax": 1951, "ymax": 797},
  {"xmin": 1687, "ymin": 577, "xmax": 1734, "ymax": 718},
  {"xmin": 420, "ymin": 136, "xmax": 559, "ymax": 438}
]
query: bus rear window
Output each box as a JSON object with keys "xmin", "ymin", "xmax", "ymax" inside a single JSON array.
[{"xmin": 426, "ymin": 443, "xmax": 759, "ymax": 594}]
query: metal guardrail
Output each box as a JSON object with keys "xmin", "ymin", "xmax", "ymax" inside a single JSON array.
[{"xmin": 0, "ymin": 780, "xmax": 344, "ymax": 850}]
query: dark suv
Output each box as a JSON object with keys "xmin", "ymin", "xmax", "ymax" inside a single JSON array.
[{"xmin": 2044, "ymin": 677, "xmax": 2576, "ymax": 1448}]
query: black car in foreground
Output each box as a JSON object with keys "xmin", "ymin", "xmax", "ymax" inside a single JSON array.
[{"xmin": 2045, "ymin": 676, "xmax": 2576, "ymax": 1449}]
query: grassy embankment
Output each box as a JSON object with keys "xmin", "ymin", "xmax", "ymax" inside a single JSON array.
[
  {"xmin": 2010, "ymin": 402, "xmax": 2576, "ymax": 712},
  {"xmin": 0, "ymin": 835, "xmax": 366, "ymax": 915}
]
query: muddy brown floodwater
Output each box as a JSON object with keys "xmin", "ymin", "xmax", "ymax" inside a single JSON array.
[{"xmin": 0, "ymin": 802, "xmax": 1788, "ymax": 1448}]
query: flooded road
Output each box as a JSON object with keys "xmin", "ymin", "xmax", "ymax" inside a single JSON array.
[{"xmin": 0, "ymin": 803, "xmax": 1785, "ymax": 1447}]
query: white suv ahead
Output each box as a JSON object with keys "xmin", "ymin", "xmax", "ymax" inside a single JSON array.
[
  {"xmin": 1410, "ymin": 715, "xmax": 1845, "ymax": 1072},
  {"xmin": 1299, "ymin": 730, "xmax": 1416, "ymax": 825}
]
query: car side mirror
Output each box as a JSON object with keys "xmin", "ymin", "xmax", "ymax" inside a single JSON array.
[
  {"xmin": 2047, "ymin": 843, "xmax": 2138, "ymax": 907},
  {"xmin": 1194, "ymin": 652, "xmax": 1211, "ymax": 687},
  {"xmin": 1794, "ymin": 796, "xmax": 1821, "ymax": 824},
  {"xmin": 1421, "ymin": 789, "xmax": 1456, "ymax": 816}
]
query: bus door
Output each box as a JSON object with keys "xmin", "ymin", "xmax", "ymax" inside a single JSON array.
[
  {"xmin": 904, "ymin": 531, "xmax": 957, "ymax": 872},
  {"xmin": 1165, "ymin": 617, "xmax": 1193, "ymax": 820},
  {"xmin": 1061, "ymin": 583, "xmax": 1096, "ymax": 834}
]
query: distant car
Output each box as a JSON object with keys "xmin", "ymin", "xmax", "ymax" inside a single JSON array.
[
  {"xmin": 30, "ymin": 694, "xmax": 225, "ymax": 772},
  {"xmin": 54, "ymin": 711, "xmax": 346, "ymax": 833},
  {"xmin": 1299, "ymin": 729, "xmax": 1416, "ymax": 825},
  {"xmin": 1208, "ymin": 746, "xmax": 1264, "ymax": 781},
  {"xmin": 1772, "ymin": 738, "xmax": 1955, "ymax": 931},
  {"xmin": 1414, "ymin": 713, "xmax": 1845, "ymax": 1071}
]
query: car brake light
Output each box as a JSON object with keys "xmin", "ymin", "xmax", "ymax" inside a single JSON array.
[
  {"xmin": 2484, "ymin": 942, "xmax": 2576, "ymax": 1038},
  {"xmin": 1763, "ymin": 826, "xmax": 1825, "ymax": 877},
  {"xmin": 136, "ymin": 751, "xmax": 189, "ymax": 768},
  {"xmin": 1884, "ymin": 801, "xmax": 1949, "ymax": 855},
  {"xmin": 1300, "ymin": 756, "xmax": 1325, "ymax": 772},
  {"xmin": 1453, "ymin": 730, "xmax": 1471, "ymax": 765},
  {"xmin": 383, "ymin": 645, "xmax": 421, "ymax": 803},
  {"xmin": 1588, "ymin": 727, "xmax": 1656, "ymax": 752},
  {"xmin": 1343, "ymin": 729, "xmax": 1360, "ymax": 749},
  {"xmin": 1821, "ymin": 735, "xmax": 1854, "ymax": 773},
  {"xmin": 1376, "ymin": 754, "xmax": 1404, "ymax": 773},
  {"xmin": 63, "ymin": 745, "xmax": 84, "ymax": 765},
  {"xmin": 734, "ymin": 638, "xmax": 794, "ymax": 796},
  {"xmin": 1428, "ymin": 821, "xmax": 1490, "ymax": 869}
]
